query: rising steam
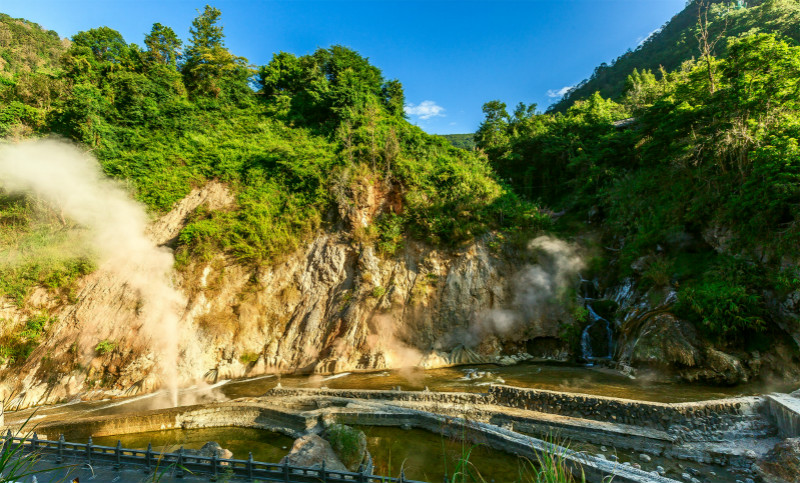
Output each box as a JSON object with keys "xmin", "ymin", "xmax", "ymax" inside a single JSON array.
[
  {"xmin": 468, "ymin": 236, "xmax": 584, "ymax": 345},
  {"xmin": 0, "ymin": 139, "xmax": 184, "ymax": 405}
]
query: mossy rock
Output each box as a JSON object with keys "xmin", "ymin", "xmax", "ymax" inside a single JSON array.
[{"xmin": 323, "ymin": 424, "xmax": 367, "ymax": 471}]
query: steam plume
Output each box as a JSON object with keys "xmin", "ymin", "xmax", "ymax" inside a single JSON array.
[
  {"xmin": 0, "ymin": 139, "xmax": 184, "ymax": 405},
  {"xmin": 469, "ymin": 236, "xmax": 584, "ymax": 345}
]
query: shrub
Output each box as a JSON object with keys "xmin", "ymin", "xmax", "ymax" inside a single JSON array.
[
  {"xmin": 674, "ymin": 280, "xmax": 766, "ymax": 341},
  {"xmin": 94, "ymin": 339, "xmax": 116, "ymax": 355}
]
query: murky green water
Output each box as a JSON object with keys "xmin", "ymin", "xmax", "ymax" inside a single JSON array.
[
  {"xmin": 359, "ymin": 425, "xmax": 534, "ymax": 483},
  {"xmin": 80, "ymin": 427, "xmax": 294, "ymax": 463},
  {"xmin": 82, "ymin": 426, "xmax": 535, "ymax": 482}
]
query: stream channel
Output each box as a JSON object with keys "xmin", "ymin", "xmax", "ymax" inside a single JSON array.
[{"xmin": 9, "ymin": 362, "xmax": 795, "ymax": 482}]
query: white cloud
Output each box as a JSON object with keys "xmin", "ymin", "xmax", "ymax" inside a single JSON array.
[
  {"xmin": 636, "ymin": 27, "xmax": 662, "ymax": 47},
  {"xmin": 404, "ymin": 100, "xmax": 445, "ymax": 120},
  {"xmin": 546, "ymin": 86, "xmax": 573, "ymax": 99}
]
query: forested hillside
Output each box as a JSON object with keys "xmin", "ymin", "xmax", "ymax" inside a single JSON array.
[
  {"xmin": 477, "ymin": 27, "xmax": 800, "ymax": 354},
  {"xmin": 439, "ymin": 133, "xmax": 476, "ymax": 150},
  {"xmin": 550, "ymin": 0, "xmax": 800, "ymax": 111},
  {"xmin": 0, "ymin": 7, "xmax": 544, "ymax": 319},
  {"xmin": 2, "ymin": 1, "xmax": 800, "ymax": 386}
]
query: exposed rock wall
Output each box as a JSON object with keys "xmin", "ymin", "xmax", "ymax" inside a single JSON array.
[{"xmin": 0, "ymin": 182, "xmax": 572, "ymax": 409}]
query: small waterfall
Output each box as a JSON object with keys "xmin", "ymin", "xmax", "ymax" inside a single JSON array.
[{"xmin": 580, "ymin": 304, "xmax": 614, "ymax": 362}]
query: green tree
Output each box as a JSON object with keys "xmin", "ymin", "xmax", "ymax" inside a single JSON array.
[
  {"xmin": 381, "ymin": 79, "xmax": 405, "ymax": 118},
  {"xmin": 71, "ymin": 27, "xmax": 127, "ymax": 64},
  {"xmin": 144, "ymin": 23, "xmax": 182, "ymax": 66},
  {"xmin": 182, "ymin": 5, "xmax": 250, "ymax": 98},
  {"xmin": 474, "ymin": 100, "xmax": 509, "ymax": 152}
]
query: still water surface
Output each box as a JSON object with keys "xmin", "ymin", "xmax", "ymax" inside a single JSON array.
[{"xmin": 85, "ymin": 426, "xmax": 532, "ymax": 482}]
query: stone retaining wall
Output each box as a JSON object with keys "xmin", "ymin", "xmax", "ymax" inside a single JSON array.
[
  {"xmin": 766, "ymin": 394, "xmax": 800, "ymax": 438},
  {"xmin": 265, "ymin": 387, "xmax": 485, "ymax": 405},
  {"xmin": 34, "ymin": 403, "xmax": 311, "ymax": 440},
  {"xmin": 266, "ymin": 386, "xmax": 771, "ymax": 440},
  {"xmin": 488, "ymin": 385, "xmax": 766, "ymax": 434}
]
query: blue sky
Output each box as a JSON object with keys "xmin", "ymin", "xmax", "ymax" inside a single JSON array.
[{"xmin": 2, "ymin": 0, "xmax": 687, "ymax": 134}]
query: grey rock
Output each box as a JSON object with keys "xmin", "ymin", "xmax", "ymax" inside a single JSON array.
[
  {"xmin": 183, "ymin": 441, "xmax": 233, "ymax": 460},
  {"xmin": 640, "ymin": 454, "xmax": 652, "ymax": 462},
  {"xmin": 280, "ymin": 434, "xmax": 348, "ymax": 471}
]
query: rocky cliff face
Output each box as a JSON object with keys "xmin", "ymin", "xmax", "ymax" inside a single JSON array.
[
  {"xmin": 0, "ymin": 182, "xmax": 575, "ymax": 409},
  {"xmin": 600, "ymin": 273, "xmax": 800, "ymax": 385}
]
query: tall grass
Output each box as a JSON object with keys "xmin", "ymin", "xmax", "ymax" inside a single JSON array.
[
  {"xmin": 448, "ymin": 433, "xmax": 587, "ymax": 483},
  {"xmin": 0, "ymin": 417, "xmax": 70, "ymax": 482}
]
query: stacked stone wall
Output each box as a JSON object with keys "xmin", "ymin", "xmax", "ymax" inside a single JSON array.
[{"xmin": 488, "ymin": 386, "xmax": 767, "ymax": 437}]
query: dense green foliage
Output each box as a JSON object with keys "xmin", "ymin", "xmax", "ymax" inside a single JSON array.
[
  {"xmin": 0, "ymin": 7, "xmax": 545, "ymax": 308},
  {"xmin": 439, "ymin": 133, "xmax": 476, "ymax": 150},
  {"xmin": 479, "ymin": 31, "xmax": 800, "ymax": 341},
  {"xmin": 551, "ymin": 0, "xmax": 800, "ymax": 112},
  {"xmin": 0, "ymin": 313, "xmax": 54, "ymax": 364}
]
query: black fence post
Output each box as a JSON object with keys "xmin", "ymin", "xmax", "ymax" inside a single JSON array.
[
  {"xmin": 321, "ymin": 460, "xmax": 327, "ymax": 483},
  {"xmin": 359, "ymin": 465, "xmax": 367, "ymax": 483},
  {"xmin": 31, "ymin": 432, "xmax": 38, "ymax": 451},
  {"xmin": 176, "ymin": 447, "xmax": 184, "ymax": 478},
  {"xmin": 57, "ymin": 434, "xmax": 64, "ymax": 464},
  {"xmin": 115, "ymin": 440, "xmax": 122, "ymax": 470},
  {"xmin": 283, "ymin": 459, "xmax": 290, "ymax": 482},
  {"xmin": 210, "ymin": 453, "xmax": 218, "ymax": 482},
  {"xmin": 144, "ymin": 442, "xmax": 153, "ymax": 474},
  {"xmin": 400, "ymin": 469, "xmax": 406, "ymax": 483},
  {"xmin": 248, "ymin": 452, "xmax": 254, "ymax": 481}
]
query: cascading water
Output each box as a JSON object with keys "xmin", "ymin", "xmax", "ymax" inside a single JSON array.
[
  {"xmin": 579, "ymin": 277, "xmax": 614, "ymax": 364},
  {"xmin": 581, "ymin": 305, "xmax": 614, "ymax": 362}
]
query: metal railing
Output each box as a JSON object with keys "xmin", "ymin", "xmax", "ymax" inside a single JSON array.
[{"xmin": 1, "ymin": 431, "xmax": 423, "ymax": 483}]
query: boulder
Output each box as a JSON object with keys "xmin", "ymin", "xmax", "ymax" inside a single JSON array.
[
  {"xmin": 322, "ymin": 424, "xmax": 368, "ymax": 471},
  {"xmin": 281, "ymin": 434, "xmax": 348, "ymax": 471},
  {"xmin": 684, "ymin": 348, "xmax": 748, "ymax": 385},
  {"xmin": 630, "ymin": 314, "xmax": 701, "ymax": 367},
  {"xmin": 184, "ymin": 441, "xmax": 233, "ymax": 460},
  {"xmin": 755, "ymin": 438, "xmax": 800, "ymax": 483}
]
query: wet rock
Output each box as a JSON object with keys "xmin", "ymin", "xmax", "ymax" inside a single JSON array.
[
  {"xmin": 280, "ymin": 434, "xmax": 348, "ymax": 471},
  {"xmin": 629, "ymin": 314, "xmax": 701, "ymax": 368},
  {"xmin": 322, "ymin": 424, "xmax": 368, "ymax": 472},
  {"xmin": 640, "ymin": 453, "xmax": 651, "ymax": 462},
  {"xmin": 682, "ymin": 473, "xmax": 692, "ymax": 481},
  {"xmin": 755, "ymin": 438, "xmax": 800, "ymax": 483},
  {"xmin": 184, "ymin": 441, "xmax": 233, "ymax": 460},
  {"xmin": 698, "ymin": 348, "xmax": 749, "ymax": 385}
]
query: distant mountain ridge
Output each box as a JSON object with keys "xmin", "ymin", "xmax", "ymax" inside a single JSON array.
[
  {"xmin": 549, "ymin": 0, "xmax": 800, "ymax": 111},
  {"xmin": 438, "ymin": 133, "xmax": 475, "ymax": 150}
]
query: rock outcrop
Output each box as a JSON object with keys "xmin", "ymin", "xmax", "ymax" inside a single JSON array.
[
  {"xmin": 0, "ymin": 181, "xmax": 580, "ymax": 409},
  {"xmin": 755, "ymin": 438, "xmax": 800, "ymax": 483},
  {"xmin": 280, "ymin": 433, "xmax": 348, "ymax": 471}
]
